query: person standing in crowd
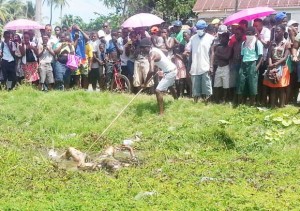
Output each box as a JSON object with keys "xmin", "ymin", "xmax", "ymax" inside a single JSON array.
[
  {"xmin": 90, "ymin": 43, "xmax": 106, "ymax": 91},
  {"xmin": 54, "ymin": 26, "xmax": 61, "ymax": 40},
  {"xmin": 187, "ymin": 20, "xmax": 215, "ymax": 103},
  {"xmin": 230, "ymin": 26, "xmax": 245, "ymax": 103},
  {"xmin": 161, "ymin": 28, "xmax": 175, "ymax": 58},
  {"xmin": 37, "ymin": 34, "xmax": 55, "ymax": 91},
  {"xmin": 141, "ymin": 38, "xmax": 178, "ymax": 115},
  {"xmin": 171, "ymin": 20, "xmax": 184, "ymax": 45},
  {"xmin": 70, "ymin": 24, "xmax": 90, "ymax": 89},
  {"xmin": 172, "ymin": 45, "xmax": 186, "ymax": 98},
  {"xmin": 119, "ymin": 28, "xmax": 131, "ymax": 83},
  {"xmin": 102, "ymin": 22, "xmax": 112, "ymax": 44},
  {"xmin": 236, "ymin": 27, "xmax": 263, "ymax": 106},
  {"xmin": 19, "ymin": 31, "xmax": 39, "ymax": 86},
  {"xmin": 182, "ymin": 29, "xmax": 192, "ymax": 97},
  {"xmin": 213, "ymin": 32, "xmax": 232, "ymax": 103},
  {"xmin": 13, "ymin": 34, "xmax": 24, "ymax": 85},
  {"xmin": 263, "ymin": 25, "xmax": 291, "ymax": 108},
  {"xmin": 253, "ymin": 18, "xmax": 271, "ymax": 104},
  {"xmin": 0, "ymin": 31, "xmax": 16, "ymax": 90},
  {"xmin": 53, "ymin": 32, "xmax": 75, "ymax": 90}
]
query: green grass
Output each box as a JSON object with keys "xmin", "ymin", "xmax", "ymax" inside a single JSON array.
[{"xmin": 1, "ymin": 85, "xmax": 300, "ymax": 210}]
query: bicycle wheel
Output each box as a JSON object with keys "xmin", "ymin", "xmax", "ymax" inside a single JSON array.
[{"xmin": 110, "ymin": 74, "xmax": 131, "ymax": 93}]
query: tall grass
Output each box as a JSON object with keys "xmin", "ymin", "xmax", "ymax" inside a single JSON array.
[{"xmin": 0, "ymin": 86, "xmax": 300, "ymax": 210}]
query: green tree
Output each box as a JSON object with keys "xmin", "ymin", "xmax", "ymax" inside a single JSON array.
[
  {"xmin": 61, "ymin": 14, "xmax": 85, "ymax": 28},
  {"xmin": 26, "ymin": 1, "xmax": 36, "ymax": 19},
  {"xmin": 43, "ymin": 0, "xmax": 54, "ymax": 24},
  {"xmin": 54, "ymin": 0, "xmax": 69, "ymax": 25}
]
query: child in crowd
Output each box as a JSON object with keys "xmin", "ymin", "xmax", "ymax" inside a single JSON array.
[
  {"xmin": 37, "ymin": 34, "xmax": 55, "ymax": 91},
  {"xmin": 236, "ymin": 27, "xmax": 263, "ymax": 105},
  {"xmin": 213, "ymin": 32, "xmax": 232, "ymax": 103},
  {"xmin": 172, "ymin": 45, "xmax": 187, "ymax": 97},
  {"xmin": 90, "ymin": 43, "xmax": 106, "ymax": 91}
]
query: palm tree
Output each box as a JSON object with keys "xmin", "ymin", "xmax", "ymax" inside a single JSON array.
[
  {"xmin": 0, "ymin": 0, "xmax": 9, "ymax": 23},
  {"xmin": 43, "ymin": 0, "xmax": 54, "ymax": 24},
  {"xmin": 54, "ymin": 0, "xmax": 69, "ymax": 25}
]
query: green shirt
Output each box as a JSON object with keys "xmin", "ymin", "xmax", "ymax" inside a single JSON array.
[{"xmin": 241, "ymin": 40, "xmax": 263, "ymax": 62}]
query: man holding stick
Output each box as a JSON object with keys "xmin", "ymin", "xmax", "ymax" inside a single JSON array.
[{"xmin": 140, "ymin": 38, "xmax": 178, "ymax": 115}]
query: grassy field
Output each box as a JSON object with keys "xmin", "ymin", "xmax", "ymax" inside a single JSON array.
[{"xmin": 1, "ymin": 86, "xmax": 300, "ymax": 210}]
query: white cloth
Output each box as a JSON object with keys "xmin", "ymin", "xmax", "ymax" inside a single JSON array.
[
  {"xmin": 214, "ymin": 65, "xmax": 230, "ymax": 89},
  {"xmin": 150, "ymin": 47, "xmax": 176, "ymax": 73},
  {"xmin": 1, "ymin": 41, "xmax": 16, "ymax": 62},
  {"xmin": 156, "ymin": 71, "xmax": 177, "ymax": 91},
  {"xmin": 38, "ymin": 43, "xmax": 54, "ymax": 64},
  {"xmin": 187, "ymin": 33, "xmax": 214, "ymax": 76},
  {"xmin": 258, "ymin": 27, "xmax": 270, "ymax": 60}
]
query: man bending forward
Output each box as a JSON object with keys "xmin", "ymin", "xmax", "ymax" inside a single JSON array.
[{"xmin": 140, "ymin": 38, "xmax": 178, "ymax": 115}]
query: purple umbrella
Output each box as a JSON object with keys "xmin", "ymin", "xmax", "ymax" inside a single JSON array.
[
  {"xmin": 4, "ymin": 19, "xmax": 44, "ymax": 30},
  {"xmin": 122, "ymin": 13, "xmax": 164, "ymax": 28},
  {"xmin": 224, "ymin": 7, "xmax": 275, "ymax": 25}
]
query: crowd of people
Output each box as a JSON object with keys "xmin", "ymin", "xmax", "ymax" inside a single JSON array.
[{"xmin": 1, "ymin": 11, "xmax": 300, "ymax": 113}]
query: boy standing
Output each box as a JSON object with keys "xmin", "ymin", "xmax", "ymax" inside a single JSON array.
[
  {"xmin": 37, "ymin": 34, "xmax": 55, "ymax": 91},
  {"xmin": 236, "ymin": 27, "xmax": 263, "ymax": 105},
  {"xmin": 213, "ymin": 32, "xmax": 232, "ymax": 103}
]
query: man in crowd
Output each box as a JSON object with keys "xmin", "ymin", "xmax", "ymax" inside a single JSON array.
[
  {"xmin": 0, "ymin": 31, "xmax": 16, "ymax": 90},
  {"xmin": 187, "ymin": 20, "xmax": 215, "ymax": 103}
]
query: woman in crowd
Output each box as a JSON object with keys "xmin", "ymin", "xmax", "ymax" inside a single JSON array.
[
  {"xmin": 53, "ymin": 32, "xmax": 75, "ymax": 90},
  {"xmin": 263, "ymin": 25, "xmax": 291, "ymax": 108},
  {"xmin": 13, "ymin": 34, "xmax": 23, "ymax": 84},
  {"xmin": 19, "ymin": 31, "xmax": 39, "ymax": 85}
]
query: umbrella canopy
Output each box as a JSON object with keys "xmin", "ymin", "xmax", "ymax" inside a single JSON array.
[
  {"xmin": 122, "ymin": 13, "xmax": 164, "ymax": 28},
  {"xmin": 4, "ymin": 19, "xmax": 44, "ymax": 30},
  {"xmin": 224, "ymin": 7, "xmax": 275, "ymax": 25}
]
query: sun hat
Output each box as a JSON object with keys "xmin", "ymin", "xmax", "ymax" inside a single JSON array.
[
  {"xmin": 211, "ymin": 18, "xmax": 220, "ymax": 25},
  {"xmin": 218, "ymin": 25, "xmax": 228, "ymax": 34},
  {"xmin": 97, "ymin": 30, "xmax": 105, "ymax": 38}
]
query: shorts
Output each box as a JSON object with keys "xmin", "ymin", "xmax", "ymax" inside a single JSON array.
[
  {"xmin": 133, "ymin": 59, "xmax": 154, "ymax": 87},
  {"xmin": 191, "ymin": 72, "xmax": 212, "ymax": 97},
  {"xmin": 156, "ymin": 70, "xmax": 177, "ymax": 91},
  {"xmin": 236, "ymin": 61, "xmax": 258, "ymax": 96},
  {"xmin": 39, "ymin": 63, "xmax": 54, "ymax": 84},
  {"xmin": 214, "ymin": 65, "xmax": 230, "ymax": 88}
]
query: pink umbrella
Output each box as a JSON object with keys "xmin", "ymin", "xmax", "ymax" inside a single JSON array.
[
  {"xmin": 122, "ymin": 13, "xmax": 164, "ymax": 28},
  {"xmin": 224, "ymin": 7, "xmax": 275, "ymax": 25},
  {"xmin": 4, "ymin": 19, "xmax": 44, "ymax": 30}
]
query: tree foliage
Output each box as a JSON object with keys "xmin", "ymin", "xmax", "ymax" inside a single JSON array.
[{"xmin": 100, "ymin": 0, "xmax": 196, "ymax": 24}]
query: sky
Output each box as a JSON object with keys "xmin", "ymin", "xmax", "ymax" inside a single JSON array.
[{"xmin": 28, "ymin": 0, "xmax": 115, "ymax": 24}]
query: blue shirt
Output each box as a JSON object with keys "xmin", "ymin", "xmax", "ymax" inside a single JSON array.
[
  {"xmin": 241, "ymin": 40, "xmax": 263, "ymax": 62},
  {"xmin": 71, "ymin": 31, "xmax": 86, "ymax": 59}
]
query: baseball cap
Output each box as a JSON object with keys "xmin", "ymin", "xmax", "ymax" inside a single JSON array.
[
  {"xmin": 218, "ymin": 25, "xmax": 228, "ymax": 34},
  {"xmin": 288, "ymin": 20, "xmax": 299, "ymax": 27},
  {"xmin": 173, "ymin": 20, "xmax": 182, "ymax": 27},
  {"xmin": 195, "ymin": 20, "xmax": 207, "ymax": 30},
  {"xmin": 211, "ymin": 18, "xmax": 220, "ymax": 25},
  {"xmin": 139, "ymin": 38, "xmax": 152, "ymax": 47},
  {"xmin": 97, "ymin": 30, "xmax": 105, "ymax": 38}
]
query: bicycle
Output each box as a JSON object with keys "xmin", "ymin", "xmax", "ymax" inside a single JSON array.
[{"xmin": 106, "ymin": 60, "xmax": 131, "ymax": 93}]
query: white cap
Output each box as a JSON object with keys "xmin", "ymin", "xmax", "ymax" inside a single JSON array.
[
  {"xmin": 97, "ymin": 30, "xmax": 105, "ymax": 38},
  {"xmin": 288, "ymin": 20, "xmax": 299, "ymax": 27}
]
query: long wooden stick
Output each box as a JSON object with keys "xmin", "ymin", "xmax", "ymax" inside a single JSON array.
[{"xmin": 86, "ymin": 73, "xmax": 157, "ymax": 153}]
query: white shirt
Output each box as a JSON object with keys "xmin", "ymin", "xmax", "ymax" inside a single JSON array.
[
  {"xmin": 150, "ymin": 47, "xmax": 176, "ymax": 73},
  {"xmin": 38, "ymin": 43, "xmax": 54, "ymax": 64},
  {"xmin": 1, "ymin": 41, "xmax": 16, "ymax": 62},
  {"xmin": 118, "ymin": 37, "xmax": 128, "ymax": 66},
  {"xmin": 258, "ymin": 27, "xmax": 271, "ymax": 60},
  {"xmin": 187, "ymin": 33, "xmax": 214, "ymax": 75}
]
